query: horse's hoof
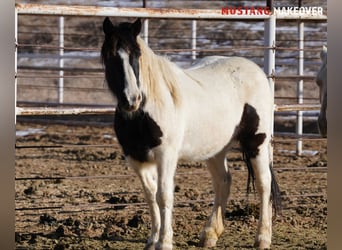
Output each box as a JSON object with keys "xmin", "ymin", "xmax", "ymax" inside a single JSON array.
[
  {"xmin": 143, "ymin": 243, "xmax": 155, "ymax": 250},
  {"xmin": 199, "ymin": 229, "xmax": 219, "ymax": 248},
  {"xmin": 254, "ymin": 240, "xmax": 271, "ymax": 249},
  {"xmin": 199, "ymin": 237, "xmax": 218, "ymax": 248},
  {"xmin": 155, "ymin": 242, "xmax": 173, "ymax": 250}
]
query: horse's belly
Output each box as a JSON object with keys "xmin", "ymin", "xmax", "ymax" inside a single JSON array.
[
  {"xmin": 178, "ymin": 112, "xmax": 239, "ymax": 161},
  {"xmin": 179, "ymin": 142, "xmax": 230, "ymax": 162}
]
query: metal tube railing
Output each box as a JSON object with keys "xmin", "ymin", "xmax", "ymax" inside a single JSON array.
[
  {"xmin": 191, "ymin": 20, "xmax": 197, "ymax": 60},
  {"xmin": 15, "ymin": 3, "xmax": 327, "ymax": 20},
  {"xmin": 15, "ymin": 3, "xmax": 327, "ymax": 154},
  {"xmin": 58, "ymin": 16, "xmax": 64, "ymax": 103},
  {"xmin": 296, "ymin": 21, "xmax": 304, "ymax": 155}
]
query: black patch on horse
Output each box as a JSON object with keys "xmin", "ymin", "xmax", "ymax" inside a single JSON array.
[
  {"xmin": 114, "ymin": 110, "xmax": 163, "ymax": 162},
  {"xmin": 236, "ymin": 103, "xmax": 266, "ymax": 157},
  {"xmin": 235, "ymin": 103, "xmax": 282, "ymax": 214},
  {"xmin": 235, "ymin": 103, "xmax": 266, "ymax": 193},
  {"xmin": 237, "ymin": 103, "xmax": 266, "ymax": 158}
]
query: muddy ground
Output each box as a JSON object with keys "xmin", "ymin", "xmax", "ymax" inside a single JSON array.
[{"xmin": 15, "ymin": 118, "xmax": 327, "ymax": 250}]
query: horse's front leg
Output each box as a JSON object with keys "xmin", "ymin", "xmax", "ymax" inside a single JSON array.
[
  {"xmin": 128, "ymin": 158, "xmax": 160, "ymax": 249},
  {"xmin": 155, "ymin": 149, "xmax": 178, "ymax": 250}
]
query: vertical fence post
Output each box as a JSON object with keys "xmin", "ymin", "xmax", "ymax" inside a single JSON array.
[
  {"xmin": 142, "ymin": 0, "xmax": 148, "ymax": 45},
  {"xmin": 58, "ymin": 16, "xmax": 64, "ymax": 104},
  {"xmin": 143, "ymin": 19, "xmax": 149, "ymax": 44},
  {"xmin": 15, "ymin": 7, "xmax": 18, "ymax": 124},
  {"xmin": 264, "ymin": 0, "xmax": 275, "ymax": 164},
  {"xmin": 264, "ymin": 10, "xmax": 276, "ymax": 134},
  {"xmin": 264, "ymin": 14, "xmax": 276, "ymax": 91},
  {"xmin": 191, "ymin": 20, "xmax": 197, "ymax": 61},
  {"xmin": 296, "ymin": 0, "xmax": 304, "ymax": 155},
  {"xmin": 296, "ymin": 20, "xmax": 304, "ymax": 155}
]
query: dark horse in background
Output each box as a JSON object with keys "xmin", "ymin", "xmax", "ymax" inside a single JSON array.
[
  {"xmin": 316, "ymin": 45, "xmax": 327, "ymax": 137},
  {"xmin": 101, "ymin": 18, "xmax": 281, "ymax": 250}
]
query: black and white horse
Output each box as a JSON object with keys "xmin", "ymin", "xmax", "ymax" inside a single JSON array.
[{"xmin": 101, "ymin": 18, "xmax": 281, "ymax": 250}]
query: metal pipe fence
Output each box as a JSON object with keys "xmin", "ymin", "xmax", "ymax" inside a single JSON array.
[
  {"xmin": 14, "ymin": 3, "xmax": 327, "ymax": 238},
  {"xmin": 15, "ymin": 3, "xmax": 327, "ymax": 150}
]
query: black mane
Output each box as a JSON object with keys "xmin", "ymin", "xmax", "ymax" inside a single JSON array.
[{"xmin": 101, "ymin": 18, "xmax": 141, "ymax": 65}]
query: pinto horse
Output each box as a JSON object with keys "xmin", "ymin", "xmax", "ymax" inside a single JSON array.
[
  {"xmin": 316, "ymin": 45, "xmax": 327, "ymax": 137},
  {"xmin": 101, "ymin": 18, "xmax": 281, "ymax": 250}
]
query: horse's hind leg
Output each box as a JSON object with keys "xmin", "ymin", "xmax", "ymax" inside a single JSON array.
[
  {"xmin": 128, "ymin": 158, "xmax": 160, "ymax": 249},
  {"xmin": 199, "ymin": 149, "xmax": 231, "ymax": 248},
  {"xmin": 249, "ymin": 143, "xmax": 274, "ymax": 249}
]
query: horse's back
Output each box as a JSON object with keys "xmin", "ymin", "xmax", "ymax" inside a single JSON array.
[
  {"xmin": 188, "ymin": 56, "xmax": 227, "ymax": 70},
  {"xmin": 185, "ymin": 56, "xmax": 272, "ymax": 105},
  {"xmin": 187, "ymin": 56, "xmax": 268, "ymax": 88}
]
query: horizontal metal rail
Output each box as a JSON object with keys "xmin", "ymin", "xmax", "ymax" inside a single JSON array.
[
  {"xmin": 15, "ymin": 103, "xmax": 321, "ymax": 116},
  {"xmin": 17, "ymin": 44, "xmax": 325, "ymax": 54},
  {"xmin": 16, "ymin": 73, "xmax": 318, "ymax": 81},
  {"xmin": 15, "ymin": 4, "xmax": 327, "ymax": 151},
  {"xmin": 274, "ymin": 103, "xmax": 320, "ymax": 112},
  {"xmin": 274, "ymin": 132, "xmax": 324, "ymax": 140},
  {"xmin": 14, "ymin": 166, "xmax": 327, "ymax": 181},
  {"xmin": 15, "ymin": 3, "xmax": 270, "ymax": 19},
  {"xmin": 16, "ymin": 3, "xmax": 327, "ymax": 20},
  {"xmin": 16, "ymin": 106, "xmax": 115, "ymax": 116}
]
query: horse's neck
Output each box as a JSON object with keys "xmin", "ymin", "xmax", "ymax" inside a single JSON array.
[
  {"xmin": 137, "ymin": 37, "xmax": 182, "ymax": 107},
  {"xmin": 138, "ymin": 37, "xmax": 179, "ymax": 76}
]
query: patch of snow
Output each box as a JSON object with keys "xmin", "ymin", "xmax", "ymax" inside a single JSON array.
[{"xmin": 16, "ymin": 128, "xmax": 45, "ymax": 137}]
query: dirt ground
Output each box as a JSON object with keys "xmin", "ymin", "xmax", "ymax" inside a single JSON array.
[
  {"xmin": 15, "ymin": 118, "xmax": 327, "ymax": 250},
  {"xmin": 15, "ymin": 1, "xmax": 327, "ymax": 249}
]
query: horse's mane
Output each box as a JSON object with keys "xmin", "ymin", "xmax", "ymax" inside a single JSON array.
[{"xmin": 137, "ymin": 37, "xmax": 181, "ymax": 107}]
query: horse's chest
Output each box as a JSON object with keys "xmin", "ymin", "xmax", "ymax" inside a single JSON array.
[{"xmin": 114, "ymin": 111, "xmax": 163, "ymax": 162}]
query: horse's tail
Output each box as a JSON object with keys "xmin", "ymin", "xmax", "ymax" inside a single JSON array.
[{"xmin": 243, "ymin": 150, "xmax": 282, "ymax": 215}]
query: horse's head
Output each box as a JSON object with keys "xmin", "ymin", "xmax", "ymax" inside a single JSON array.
[{"xmin": 101, "ymin": 18, "xmax": 143, "ymax": 113}]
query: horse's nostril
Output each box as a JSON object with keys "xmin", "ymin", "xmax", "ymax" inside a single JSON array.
[
  {"xmin": 137, "ymin": 94, "xmax": 142, "ymax": 102},
  {"xmin": 126, "ymin": 94, "xmax": 142, "ymax": 111},
  {"xmin": 132, "ymin": 94, "xmax": 142, "ymax": 103}
]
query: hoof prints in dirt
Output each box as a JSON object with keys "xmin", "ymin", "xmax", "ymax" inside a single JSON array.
[{"xmin": 15, "ymin": 123, "xmax": 327, "ymax": 249}]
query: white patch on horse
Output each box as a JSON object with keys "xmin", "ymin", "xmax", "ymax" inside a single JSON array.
[{"xmin": 118, "ymin": 48, "xmax": 141, "ymax": 110}]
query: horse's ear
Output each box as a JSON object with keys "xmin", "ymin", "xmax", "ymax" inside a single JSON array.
[
  {"xmin": 103, "ymin": 17, "xmax": 114, "ymax": 35},
  {"xmin": 321, "ymin": 45, "xmax": 327, "ymax": 60},
  {"xmin": 131, "ymin": 18, "xmax": 142, "ymax": 37},
  {"xmin": 323, "ymin": 45, "xmax": 327, "ymax": 52}
]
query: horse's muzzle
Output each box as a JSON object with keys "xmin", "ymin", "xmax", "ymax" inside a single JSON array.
[{"xmin": 124, "ymin": 93, "xmax": 143, "ymax": 112}]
